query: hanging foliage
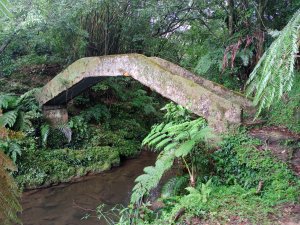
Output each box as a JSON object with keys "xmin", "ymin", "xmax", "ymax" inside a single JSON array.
[{"xmin": 246, "ymin": 9, "xmax": 300, "ymax": 115}]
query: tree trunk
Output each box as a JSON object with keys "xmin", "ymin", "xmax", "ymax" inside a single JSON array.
[
  {"xmin": 256, "ymin": 0, "xmax": 268, "ymax": 61},
  {"xmin": 228, "ymin": 0, "xmax": 235, "ymax": 36}
]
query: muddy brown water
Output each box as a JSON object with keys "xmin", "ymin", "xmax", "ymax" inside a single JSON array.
[{"xmin": 20, "ymin": 151, "xmax": 157, "ymax": 225}]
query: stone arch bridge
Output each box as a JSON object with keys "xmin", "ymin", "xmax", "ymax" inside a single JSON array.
[{"xmin": 36, "ymin": 54, "xmax": 253, "ymax": 132}]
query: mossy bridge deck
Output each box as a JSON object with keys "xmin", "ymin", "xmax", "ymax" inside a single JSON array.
[{"xmin": 36, "ymin": 54, "xmax": 253, "ymax": 132}]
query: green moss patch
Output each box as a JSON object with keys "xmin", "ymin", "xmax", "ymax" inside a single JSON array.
[{"xmin": 16, "ymin": 146, "xmax": 120, "ymax": 189}]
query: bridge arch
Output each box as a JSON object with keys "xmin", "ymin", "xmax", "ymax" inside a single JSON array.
[{"xmin": 36, "ymin": 54, "xmax": 253, "ymax": 132}]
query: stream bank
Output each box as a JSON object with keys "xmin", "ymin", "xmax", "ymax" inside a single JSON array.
[{"xmin": 20, "ymin": 151, "xmax": 157, "ymax": 225}]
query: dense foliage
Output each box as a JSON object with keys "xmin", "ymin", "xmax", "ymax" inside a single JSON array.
[
  {"xmin": 266, "ymin": 72, "xmax": 300, "ymax": 133},
  {"xmin": 131, "ymin": 104, "xmax": 213, "ymax": 205},
  {"xmin": 111, "ymin": 110, "xmax": 300, "ymax": 225},
  {"xmin": 0, "ymin": 0, "xmax": 299, "ymax": 224},
  {"xmin": 10, "ymin": 77, "xmax": 166, "ymax": 189}
]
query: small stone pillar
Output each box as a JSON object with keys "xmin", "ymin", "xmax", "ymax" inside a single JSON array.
[{"xmin": 43, "ymin": 105, "xmax": 68, "ymax": 126}]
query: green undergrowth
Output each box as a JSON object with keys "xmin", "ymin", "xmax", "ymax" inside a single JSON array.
[
  {"xmin": 206, "ymin": 131, "xmax": 300, "ymax": 223},
  {"xmin": 15, "ymin": 115, "xmax": 147, "ymax": 189},
  {"xmin": 13, "ymin": 77, "xmax": 165, "ymax": 189},
  {"xmin": 16, "ymin": 146, "xmax": 120, "ymax": 189},
  {"xmin": 162, "ymin": 134, "xmax": 298, "ymax": 224},
  {"xmin": 117, "ymin": 129, "xmax": 300, "ymax": 225},
  {"xmin": 15, "ymin": 117, "xmax": 146, "ymax": 189}
]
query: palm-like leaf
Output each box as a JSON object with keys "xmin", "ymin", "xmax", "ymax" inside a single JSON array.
[
  {"xmin": 131, "ymin": 117, "xmax": 213, "ymax": 204},
  {"xmin": 246, "ymin": 9, "xmax": 300, "ymax": 115}
]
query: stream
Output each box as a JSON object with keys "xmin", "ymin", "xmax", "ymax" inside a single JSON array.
[{"xmin": 20, "ymin": 151, "xmax": 157, "ymax": 225}]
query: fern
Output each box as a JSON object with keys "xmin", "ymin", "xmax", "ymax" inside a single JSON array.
[
  {"xmin": 0, "ymin": 138, "xmax": 22, "ymax": 163},
  {"xmin": 161, "ymin": 176, "xmax": 189, "ymax": 198},
  {"xmin": 161, "ymin": 102, "xmax": 191, "ymax": 122},
  {"xmin": 0, "ymin": 151, "xmax": 21, "ymax": 225},
  {"xmin": 7, "ymin": 142, "xmax": 21, "ymax": 163},
  {"xmin": 131, "ymin": 116, "xmax": 213, "ymax": 204},
  {"xmin": 0, "ymin": 110, "xmax": 18, "ymax": 128},
  {"xmin": 0, "ymin": 90, "xmax": 41, "ymax": 132},
  {"xmin": 0, "ymin": 95, "xmax": 17, "ymax": 109},
  {"xmin": 14, "ymin": 111, "xmax": 35, "ymax": 132},
  {"xmin": 41, "ymin": 123, "xmax": 72, "ymax": 146},
  {"xmin": 246, "ymin": 9, "xmax": 300, "ymax": 115},
  {"xmin": 166, "ymin": 180, "xmax": 212, "ymax": 222},
  {"xmin": 130, "ymin": 150, "xmax": 175, "ymax": 205}
]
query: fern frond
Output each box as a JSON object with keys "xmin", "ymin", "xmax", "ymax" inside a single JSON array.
[
  {"xmin": 132, "ymin": 116, "xmax": 212, "ymax": 204},
  {"xmin": 57, "ymin": 124, "xmax": 72, "ymax": 143},
  {"xmin": 155, "ymin": 137, "xmax": 172, "ymax": 149},
  {"xmin": 12, "ymin": 111, "xmax": 33, "ymax": 132},
  {"xmin": 16, "ymin": 89, "xmax": 38, "ymax": 105},
  {"xmin": 41, "ymin": 124, "xmax": 50, "ymax": 145},
  {"xmin": 175, "ymin": 140, "xmax": 196, "ymax": 157},
  {"xmin": 0, "ymin": 110, "xmax": 18, "ymax": 128},
  {"xmin": 7, "ymin": 142, "xmax": 21, "ymax": 163},
  {"xmin": 0, "ymin": 95, "xmax": 17, "ymax": 110},
  {"xmin": 246, "ymin": 9, "xmax": 300, "ymax": 116},
  {"xmin": 130, "ymin": 150, "xmax": 175, "ymax": 204}
]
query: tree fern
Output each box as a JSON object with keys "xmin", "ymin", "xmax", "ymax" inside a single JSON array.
[
  {"xmin": 131, "ymin": 117, "xmax": 213, "ymax": 204},
  {"xmin": 246, "ymin": 9, "xmax": 300, "ymax": 115},
  {"xmin": 0, "ymin": 151, "xmax": 21, "ymax": 225}
]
